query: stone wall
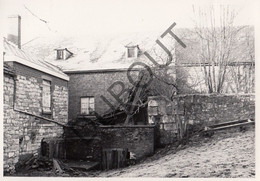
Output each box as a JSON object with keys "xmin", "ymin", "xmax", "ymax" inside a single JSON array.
[
  {"xmin": 3, "ymin": 63, "xmax": 69, "ymax": 173},
  {"xmin": 99, "ymin": 125, "xmax": 155, "ymax": 159},
  {"xmin": 3, "ymin": 73, "xmax": 19, "ymax": 172},
  {"xmin": 148, "ymin": 94, "xmax": 255, "ymax": 145}
]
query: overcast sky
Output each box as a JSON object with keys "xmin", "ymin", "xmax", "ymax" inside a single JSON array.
[{"xmin": 0, "ymin": 0, "xmax": 258, "ymax": 45}]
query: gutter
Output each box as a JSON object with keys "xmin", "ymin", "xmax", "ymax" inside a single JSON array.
[{"xmin": 4, "ymin": 55, "xmax": 69, "ymax": 81}]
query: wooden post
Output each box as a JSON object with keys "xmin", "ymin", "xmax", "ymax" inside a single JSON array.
[{"xmin": 101, "ymin": 148, "xmax": 128, "ymax": 170}]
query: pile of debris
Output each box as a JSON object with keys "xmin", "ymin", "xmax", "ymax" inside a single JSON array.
[{"xmin": 14, "ymin": 153, "xmax": 101, "ymax": 176}]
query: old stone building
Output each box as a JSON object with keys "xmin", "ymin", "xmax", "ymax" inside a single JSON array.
[
  {"xmin": 23, "ymin": 32, "xmax": 177, "ymax": 122},
  {"xmin": 3, "ymin": 15, "xmax": 69, "ymax": 173},
  {"xmin": 23, "ymin": 26, "xmax": 254, "ymax": 123}
]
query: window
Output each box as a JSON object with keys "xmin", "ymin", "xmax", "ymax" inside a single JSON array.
[
  {"xmin": 42, "ymin": 80, "xmax": 51, "ymax": 113},
  {"xmin": 126, "ymin": 45, "xmax": 139, "ymax": 58},
  {"xmin": 127, "ymin": 47, "xmax": 135, "ymax": 58},
  {"xmin": 57, "ymin": 50, "xmax": 64, "ymax": 60},
  {"xmin": 81, "ymin": 97, "xmax": 95, "ymax": 115}
]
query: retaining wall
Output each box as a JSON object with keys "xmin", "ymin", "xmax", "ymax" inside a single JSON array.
[
  {"xmin": 148, "ymin": 94, "xmax": 255, "ymax": 145},
  {"xmin": 99, "ymin": 125, "xmax": 155, "ymax": 159}
]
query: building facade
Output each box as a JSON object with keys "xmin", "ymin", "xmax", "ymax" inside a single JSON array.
[
  {"xmin": 3, "ymin": 15, "xmax": 69, "ymax": 173},
  {"xmin": 23, "ymin": 26, "xmax": 255, "ymax": 124}
]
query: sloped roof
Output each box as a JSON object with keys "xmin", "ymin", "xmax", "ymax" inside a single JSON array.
[
  {"xmin": 3, "ymin": 38, "xmax": 69, "ymax": 80},
  {"xmin": 23, "ymin": 26, "xmax": 254, "ymax": 72},
  {"xmin": 23, "ymin": 31, "xmax": 177, "ymax": 72}
]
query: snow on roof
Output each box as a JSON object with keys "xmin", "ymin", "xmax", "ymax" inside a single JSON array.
[
  {"xmin": 23, "ymin": 31, "xmax": 177, "ymax": 72},
  {"xmin": 23, "ymin": 26, "xmax": 254, "ymax": 72},
  {"xmin": 3, "ymin": 38, "xmax": 69, "ymax": 80}
]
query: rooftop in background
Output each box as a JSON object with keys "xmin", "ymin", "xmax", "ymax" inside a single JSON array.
[
  {"xmin": 23, "ymin": 26, "xmax": 254, "ymax": 72},
  {"xmin": 3, "ymin": 38, "xmax": 69, "ymax": 80},
  {"xmin": 23, "ymin": 31, "xmax": 174, "ymax": 72}
]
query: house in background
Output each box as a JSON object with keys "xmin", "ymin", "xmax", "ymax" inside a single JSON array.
[
  {"xmin": 174, "ymin": 26, "xmax": 255, "ymax": 94},
  {"xmin": 23, "ymin": 26, "xmax": 255, "ymax": 123},
  {"xmin": 23, "ymin": 32, "xmax": 177, "ymax": 124},
  {"xmin": 3, "ymin": 15, "xmax": 69, "ymax": 173}
]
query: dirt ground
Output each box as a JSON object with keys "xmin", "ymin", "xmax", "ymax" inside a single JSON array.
[
  {"xmin": 10, "ymin": 126, "xmax": 255, "ymax": 178},
  {"xmin": 95, "ymin": 126, "xmax": 255, "ymax": 178}
]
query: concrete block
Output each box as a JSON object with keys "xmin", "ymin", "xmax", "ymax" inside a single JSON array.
[
  {"xmin": 8, "ymin": 152, "xmax": 15, "ymax": 157},
  {"xmin": 188, "ymin": 120, "xmax": 194, "ymax": 125},
  {"xmin": 149, "ymin": 100, "xmax": 158, "ymax": 107},
  {"xmin": 148, "ymin": 107, "xmax": 158, "ymax": 116},
  {"xmin": 158, "ymin": 105, "xmax": 166, "ymax": 115},
  {"xmin": 25, "ymin": 136, "xmax": 30, "ymax": 141}
]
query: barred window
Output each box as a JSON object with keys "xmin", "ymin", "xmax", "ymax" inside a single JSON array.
[
  {"xmin": 81, "ymin": 97, "xmax": 95, "ymax": 115},
  {"xmin": 42, "ymin": 80, "xmax": 51, "ymax": 113}
]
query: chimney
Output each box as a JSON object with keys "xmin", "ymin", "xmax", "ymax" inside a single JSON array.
[{"xmin": 7, "ymin": 15, "xmax": 21, "ymax": 49}]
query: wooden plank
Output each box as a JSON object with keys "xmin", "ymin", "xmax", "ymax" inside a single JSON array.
[
  {"xmin": 209, "ymin": 119, "xmax": 253, "ymax": 128},
  {"xmin": 113, "ymin": 150, "xmax": 118, "ymax": 169},
  {"xmin": 53, "ymin": 159, "xmax": 64, "ymax": 173},
  {"xmin": 101, "ymin": 148, "xmax": 128, "ymax": 170},
  {"xmin": 117, "ymin": 150, "xmax": 120, "ymax": 168},
  {"xmin": 64, "ymin": 160, "xmax": 100, "ymax": 171},
  {"xmin": 14, "ymin": 108, "xmax": 69, "ymax": 127},
  {"xmin": 107, "ymin": 150, "xmax": 112, "ymax": 169},
  {"xmin": 120, "ymin": 150, "xmax": 124, "ymax": 168},
  {"xmin": 207, "ymin": 121, "xmax": 254, "ymax": 131},
  {"xmin": 54, "ymin": 142, "xmax": 59, "ymax": 158},
  {"xmin": 49, "ymin": 140, "xmax": 54, "ymax": 159},
  {"xmin": 102, "ymin": 150, "xmax": 105, "ymax": 170}
]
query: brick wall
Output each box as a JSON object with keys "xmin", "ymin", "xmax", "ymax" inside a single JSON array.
[
  {"xmin": 63, "ymin": 123, "xmax": 101, "ymax": 161},
  {"xmin": 99, "ymin": 125, "xmax": 155, "ymax": 159},
  {"xmin": 3, "ymin": 63, "xmax": 69, "ymax": 173},
  {"xmin": 63, "ymin": 124, "xmax": 155, "ymax": 161},
  {"xmin": 67, "ymin": 70, "xmax": 139, "ymax": 120},
  {"xmin": 148, "ymin": 94, "xmax": 255, "ymax": 145}
]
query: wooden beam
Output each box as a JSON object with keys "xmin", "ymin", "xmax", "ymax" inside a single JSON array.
[
  {"xmin": 207, "ymin": 121, "xmax": 254, "ymax": 132},
  {"xmin": 208, "ymin": 119, "xmax": 254, "ymax": 128},
  {"xmin": 14, "ymin": 108, "xmax": 69, "ymax": 127}
]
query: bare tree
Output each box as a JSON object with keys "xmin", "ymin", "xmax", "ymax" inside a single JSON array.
[
  {"xmin": 122, "ymin": 40, "xmax": 179, "ymax": 125},
  {"xmin": 192, "ymin": 5, "xmax": 245, "ymax": 93},
  {"xmin": 226, "ymin": 26, "xmax": 255, "ymax": 93}
]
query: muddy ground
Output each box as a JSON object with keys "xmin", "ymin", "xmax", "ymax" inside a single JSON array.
[{"xmin": 10, "ymin": 126, "xmax": 255, "ymax": 178}]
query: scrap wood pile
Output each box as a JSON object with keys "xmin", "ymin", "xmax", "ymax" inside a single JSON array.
[{"xmin": 15, "ymin": 154, "xmax": 92, "ymax": 176}]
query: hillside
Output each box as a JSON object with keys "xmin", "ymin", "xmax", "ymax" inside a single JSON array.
[
  {"xmin": 95, "ymin": 126, "xmax": 255, "ymax": 177},
  {"xmin": 11, "ymin": 126, "xmax": 255, "ymax": 177}
]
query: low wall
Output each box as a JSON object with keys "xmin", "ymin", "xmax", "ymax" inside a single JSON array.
[
  {"xmin": 63, "ymin": 123, "xmax": 102, "ymax": 162},
  {"xmin": 99, "ymin": 125, "xmax": 155, "ymax": 159},
  {"xmin": 148, "ymin": 94, "xmax": 255, "ymax": 145}
]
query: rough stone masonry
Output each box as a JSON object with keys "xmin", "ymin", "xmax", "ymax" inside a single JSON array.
[
  {"xmin": 148, "ymin": 94, "xmax": 255, "ymax": 145},
  {"xmin": 3, "ymin": 64, "xmax": 68, "ymax": 173}
]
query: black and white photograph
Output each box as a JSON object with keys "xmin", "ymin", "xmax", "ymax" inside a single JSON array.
[{"xmin": 0, "ymin": 0, "xmax": 258, "ymax": 178}]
